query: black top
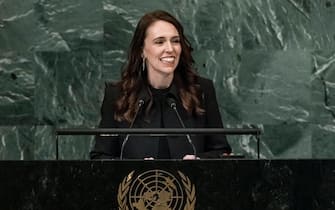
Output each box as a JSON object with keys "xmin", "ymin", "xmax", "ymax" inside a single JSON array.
[
  {"xmin": 90, "ymin": 76, "xmax": 232, "ymax": 159},
  {"xmin": 150, "ymin": 86, "xmax": 171, "ymax": 159}
]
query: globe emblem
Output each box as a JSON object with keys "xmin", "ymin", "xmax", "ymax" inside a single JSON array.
[{"xmin": 129, "ymin": 170, "xmax": 185, "ymax": 210}]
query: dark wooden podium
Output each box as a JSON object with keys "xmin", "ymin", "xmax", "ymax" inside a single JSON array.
[{"xmin": 1, "ymin": 159, "xmax": 334, "ymax": 210}]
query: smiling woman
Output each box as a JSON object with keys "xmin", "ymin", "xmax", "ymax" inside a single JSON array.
[
  {"xmin": 90, "ymin": 10, "xmax": 232, "ymax": 160},
  {"xmin": 143, "ymin": 20, "xmax": 181, "ymax": 89}
]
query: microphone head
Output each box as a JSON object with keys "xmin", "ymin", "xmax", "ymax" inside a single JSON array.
[
  {"xmin": 166, "ymin": 97, "xmax": 177, "ymax": 109},
  {"xmin": 138, "ymin": 99, "xmax": 145, "ymax": 107}
]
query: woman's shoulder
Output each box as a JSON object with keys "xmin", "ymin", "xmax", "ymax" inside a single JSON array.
[
  {"xmin": 104, "ymin": 81, "xmax": 122, "ymax": 99},
  {"xmin": 197, "ymin": 76, "xmax": 215, "ymax": 89},
  {"xmin": 105, "ymin": 80, "xmax": 119, "ymax": 89}
]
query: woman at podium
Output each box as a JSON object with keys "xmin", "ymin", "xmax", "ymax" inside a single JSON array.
[{"xmin": 90, "ymin": 10, "xmax": 232, "ymax": 160}]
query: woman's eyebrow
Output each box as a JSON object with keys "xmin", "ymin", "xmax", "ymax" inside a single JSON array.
[{"xmin": 153, "ymin": 35, "xmax": 180, "ymax": 40}]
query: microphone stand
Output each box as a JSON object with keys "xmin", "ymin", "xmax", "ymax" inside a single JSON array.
[
  {"xmin": 120, "ymin": 99, "xmax": 144, "ymax": 160},
  {"xmin": 168, "ymin": 99, "xmax": 197, "ymax": 158}
]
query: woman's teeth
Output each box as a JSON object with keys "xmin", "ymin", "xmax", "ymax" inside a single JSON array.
[{"xmin": 160, "ymin": 57, "xmax": 175, "ymax": 63}]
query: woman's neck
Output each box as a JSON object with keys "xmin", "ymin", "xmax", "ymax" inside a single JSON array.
[{"xmin": 147, "ymin": 72, "xmax": 174, "ymax": 89}]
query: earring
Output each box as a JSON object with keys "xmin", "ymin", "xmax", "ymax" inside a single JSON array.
[{"xmin": 142, "ymin": 57, "xmax": 146, "ymax": 72}]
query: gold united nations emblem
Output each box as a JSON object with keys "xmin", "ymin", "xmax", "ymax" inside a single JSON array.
[{"xmin": 117, "ymin": 169, "xmax": 196, "ymax": 210}]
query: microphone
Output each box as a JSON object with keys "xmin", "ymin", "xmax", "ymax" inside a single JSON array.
[
  {"xmin": 120, "ymin": 99, "xmax": 145, "ymax": 159},
  {"xmin": 166, "ymin": 97, "xmax": 197, "ymax": 158}
]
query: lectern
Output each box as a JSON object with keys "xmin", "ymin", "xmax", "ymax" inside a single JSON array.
[
  {"xmin": 2, "ymin": 128, "xmax": 333, "ymax": 209},
  {"xmin": 1, "ymin": 160, "xmax": 334, "ymax": 209}
]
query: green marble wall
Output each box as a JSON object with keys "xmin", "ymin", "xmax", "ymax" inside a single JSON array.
[{"xmin": 0, "ymin": 0, "xmax": 334, "ymax": 160}]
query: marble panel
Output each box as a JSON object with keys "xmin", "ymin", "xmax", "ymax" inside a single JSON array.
[
  {"xmin": 0, "ymin": 0, "xmax": 52, "ymax": 52},
  {"xmin": 310, "ymin": 0, "xmax": 335, "ymax": 49},
  {"xmin": 34, "ymin": 50, "xmax": 103, "ymax": 126},
  {"xmin": 238, "ymin": 50, "xmax": 311, "ymax": 124},
  {"xmin": 32, "ymin": 0, "xmax": 103, "ymax": 51},
  {"xmin": 0, "ymin": 126, "xmax": 35, "ymax": 160},
  {"xmin": 311, "ymin": 50, "xmax": 335, "ymax": 124},
  {"xmin": 240, "ymin": 0, "xmax": 313, "ymax": 50},
  {"xmin": 0, "ymin": 52, "xmax": 35, "ymax": 125},
  {"xmin": 312, "ymin": 124, "xmax": 335, "ymax": 158}
]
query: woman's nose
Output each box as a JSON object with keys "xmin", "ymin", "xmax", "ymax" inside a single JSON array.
[{"xmin": 165, "ymin": 42, "xmax": 173, "ymax": 52}]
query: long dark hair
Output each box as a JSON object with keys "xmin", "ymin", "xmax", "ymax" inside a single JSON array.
[{"xmin": 114, "ymin": 10, "xmax": 204, "ymax": 122}]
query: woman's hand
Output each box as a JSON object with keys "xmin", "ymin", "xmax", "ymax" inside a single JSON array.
[
  {"xmin": 143, "ymin": 156, "xmax": 201, "ymax": 160},
  {"xmin": 183, "ymin": 155, "xmax": 200, "ymax": 160}
]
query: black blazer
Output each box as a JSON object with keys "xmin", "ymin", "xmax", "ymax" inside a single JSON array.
[{"xmin": 90, "ymin": 76, "xmax": 231, "ymax": 159}]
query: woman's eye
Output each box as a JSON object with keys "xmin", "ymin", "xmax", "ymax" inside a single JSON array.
[{"xmin": 155, "ymin": 40, "xmax": 164, "ymax": 44}]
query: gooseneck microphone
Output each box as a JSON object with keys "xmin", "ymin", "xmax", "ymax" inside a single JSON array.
[
  {"xmin": 166, "ymin": 97, "xmax": 197, "ymax": 158},
  {"xmin": 120, "ymin": 99, "xmax": 145, "ymax": 159}
]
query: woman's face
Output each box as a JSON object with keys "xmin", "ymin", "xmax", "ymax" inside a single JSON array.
[{"xmin": 142, "ymin": 20, "xmax": 181, "ymax": 81}]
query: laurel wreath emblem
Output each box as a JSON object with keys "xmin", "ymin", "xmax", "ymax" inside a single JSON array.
[
  {"xmin": 178, "ymin": 171, "xmax": 196, "ymax": 210},
  {"xmin": 118, "ymin": 170, "xmax": 134, "ymax": 210},
  {"xmin": 117, "ymin": 170, "xmax": 196, "ymax": 210}
]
